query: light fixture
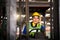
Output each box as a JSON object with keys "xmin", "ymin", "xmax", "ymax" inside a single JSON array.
[
  {"xmin": 1, "ymin": 16, "xmax": 3, "ymax": 18},
  {"xmin": 5, "ymin": 17, "xmax": 7, "ymax": 19},
  {"xmin": 52, "ymin": 7, "xmax": 53, "ymax": 10},
  {"xmin": 47, "ymin": 22, "xmax": 50, "ymax": 25},
  {"xmin": 48, "ymin": 8, "xmax": 50, "ymax": 11},
  {"xmin": 41, "ymin": 15, "xmax": 43, "ymax": 17},
  {"xmin": 14, "ymin": 14, "xmax": 20, "ymax": 20},
  {"xmin": 29, "ymin": 20, "xmax": 33, "ymax": 22},
  {"xmin": 45, "ymin": 14, "xmax": 50, "ymax": 17},
  {"xmin": 29, "ymin": 16, "xmax": 32, "ymax": 19},
  {"xmin": 16, "ymin": 15, "xmax": 20, "ymax": 18},
  {"xmin": 21, "ymin": 15, "xmax": 26, "ymax": 18},
  {"xmin": 48, "ymin": 0, "xmax": 50, "ymax": 2},
  {"xmin": 52, "ymin": 19, "xmax": 53, "ymax": 21}
]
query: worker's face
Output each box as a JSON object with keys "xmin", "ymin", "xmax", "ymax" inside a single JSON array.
[{"xmin": 32, "ymin": 16, "xmax": 40, "ymax": 24}]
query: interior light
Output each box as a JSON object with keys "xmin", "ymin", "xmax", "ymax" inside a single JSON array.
[
  {"xmin": 6, "ymin": 17, "xmax": 7, "ymax": 19},
  {"xmin": 29, "ymin": 20, "xmax": 33, "ymax": 22},
  {"xmin": 1, "ymin": 16, "xmax": 3, "ymax": 18},
  {"xmin": 47, "ymin": 22, "xmax": 50, "ymax": 25},
  {"xmin": 52, "ymin": 19, "xmax": 53, "ymax": 21},
  {"xmin": 29, "ymin": 16, "xmax": 32, "ymax": 19},
  {"xmin": 17, "ymin": 15, "xmax": 20, "ymax": 18},
  {"xmin": 48, "ymin": 8, "xmax": 50, "ymax": 11},
  {"xmin": 48, "ymin": 0, "xmax": 50, "ymax": 2},
  {"xmin": 52, "ymin": 7, "xmax": 53, "ymax": 10},
  {"xmin": 14, "ymin": 14, "xmax": 20, "ymax": 20},
  {"xmin": 41, "ymin": 15, "xmax": 43, "ymax": 17},
  {"xmin": 45, "ymin": 14, "xmax": 50, "ymax": 17},
  {"xmin": 21, "ymin": 15, "xmax": 26, "ymax": 18}
]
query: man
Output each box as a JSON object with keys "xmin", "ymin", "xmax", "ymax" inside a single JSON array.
[{"xmin": 22, "ymin": 12, "xmax": 45, "ymax": 37}]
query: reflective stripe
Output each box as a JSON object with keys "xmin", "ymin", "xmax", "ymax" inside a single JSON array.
[
  {"xmin": 29, "ymin": 29, "xmax": 31, "ymax": 31},
  {"xmin": 29, "ymin": 23, "xmax": 41, "ymax": 32},
  {"xmin": 29, "ymin": 29, "xmax": 41, "ymax": 32},
  {"xmin": 31, "ymin": 30, "xmax": 41, "ymax": 32},
  {"xmin": 31, "ymin": 30, "xmax": 36, "ymax": 32},
  {"xmin": 38, "ymin": 30, "xmax": 41, "ymax": 32}
]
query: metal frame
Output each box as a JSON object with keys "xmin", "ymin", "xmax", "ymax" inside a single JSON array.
[
  {"xmin": 49, "ymin": 0, "xmax": 59, "ymax": 40},
  {"xmin": 6, "ymin": 0, "xmax": 16, "ymax": 40},
  {"xmin": 25, "ymin": 0, "xmax": 29, "ymax": 40},
  {"xmin": 59, "ymin": 0, "xmax": 60, "ymax": 40},
  {"xmin": 50, "ymin": 0, "xmax": 53, "ymax": 40},
  {"xmin": 5, "ymin": 0, "xmax": 59, "ymax": 40},
  {"xmin": 17, "ymin": 1, "xmax": 50, "ymax": 7},
  {"xmin": 53, "ymin": 0, "xmax": 59, "ymax": 40}
]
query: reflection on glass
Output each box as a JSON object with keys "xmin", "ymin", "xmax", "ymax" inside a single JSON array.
[{"xmin": 16, "ymin": 0, "xmax": 52, "ymax": 40}]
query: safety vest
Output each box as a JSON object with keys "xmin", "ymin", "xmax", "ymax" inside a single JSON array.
[{"xmin": 29, "ymin": 23, "xmax": 41, "ymax": 36}]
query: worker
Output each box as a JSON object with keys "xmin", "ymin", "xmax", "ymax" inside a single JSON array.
[{"xmin": 22, "ymin": 12, "xmax": 45, "ymax": 37}]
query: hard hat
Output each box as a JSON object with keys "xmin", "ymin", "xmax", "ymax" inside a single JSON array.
[{"xmin": 32, "ymin": 12, "xmax": 40, "ymax": 17}]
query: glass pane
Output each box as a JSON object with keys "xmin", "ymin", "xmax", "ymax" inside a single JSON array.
[{"xmin": 16, "ymin": 0, "xmax": 53, "ymax": 40}]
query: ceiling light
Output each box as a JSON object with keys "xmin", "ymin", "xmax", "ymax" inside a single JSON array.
[
  {"xmin": 47, "ymin": 22, "xmax": 50, "ymax": 25},
  {"xmin": 48, "ymin": 0, "xmax": 50, "ymax": 2},
  {"xmin": 1, "ymin": 16, "xmax": 3, "ymax": 18},
  {"xmin": 48, "ymin": 8, "xmax": 50, "ymax": 11},
  {"xmin": 45, "ymin": 14, "xmax": 50, "ymax": 17},
  {"xmin": 17, "ymin": 15, "xmax": 20, "ymax": 18},
  {"xmin": 14, "ymin": 14, "xmax": 20, "ymax": 20},
  {"xmin": 6, "ymin": 17, "xmax": 7, "ymax": 19},
  {"xmin": 41, "ymin": 15, "xmax": 43, "ymax": 17},
  {"xmin": 29, "ymin": 16, "xmax": 32, "ymax": 19},
  {"xmin": 52, "ymin": 7, "xmax": 53, "ymax": 10},
  {"xmin": 29, "ymin": 20, "xmax": 33, "ymax": 22},
  {"xmin": 21, "ymin": 15, "xmax": 26, "ymax": 17}
]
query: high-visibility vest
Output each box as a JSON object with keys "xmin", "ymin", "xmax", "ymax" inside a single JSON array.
[{"xmin": 29, "ymin": 23, "xmax": 41, "ymax": 36}]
